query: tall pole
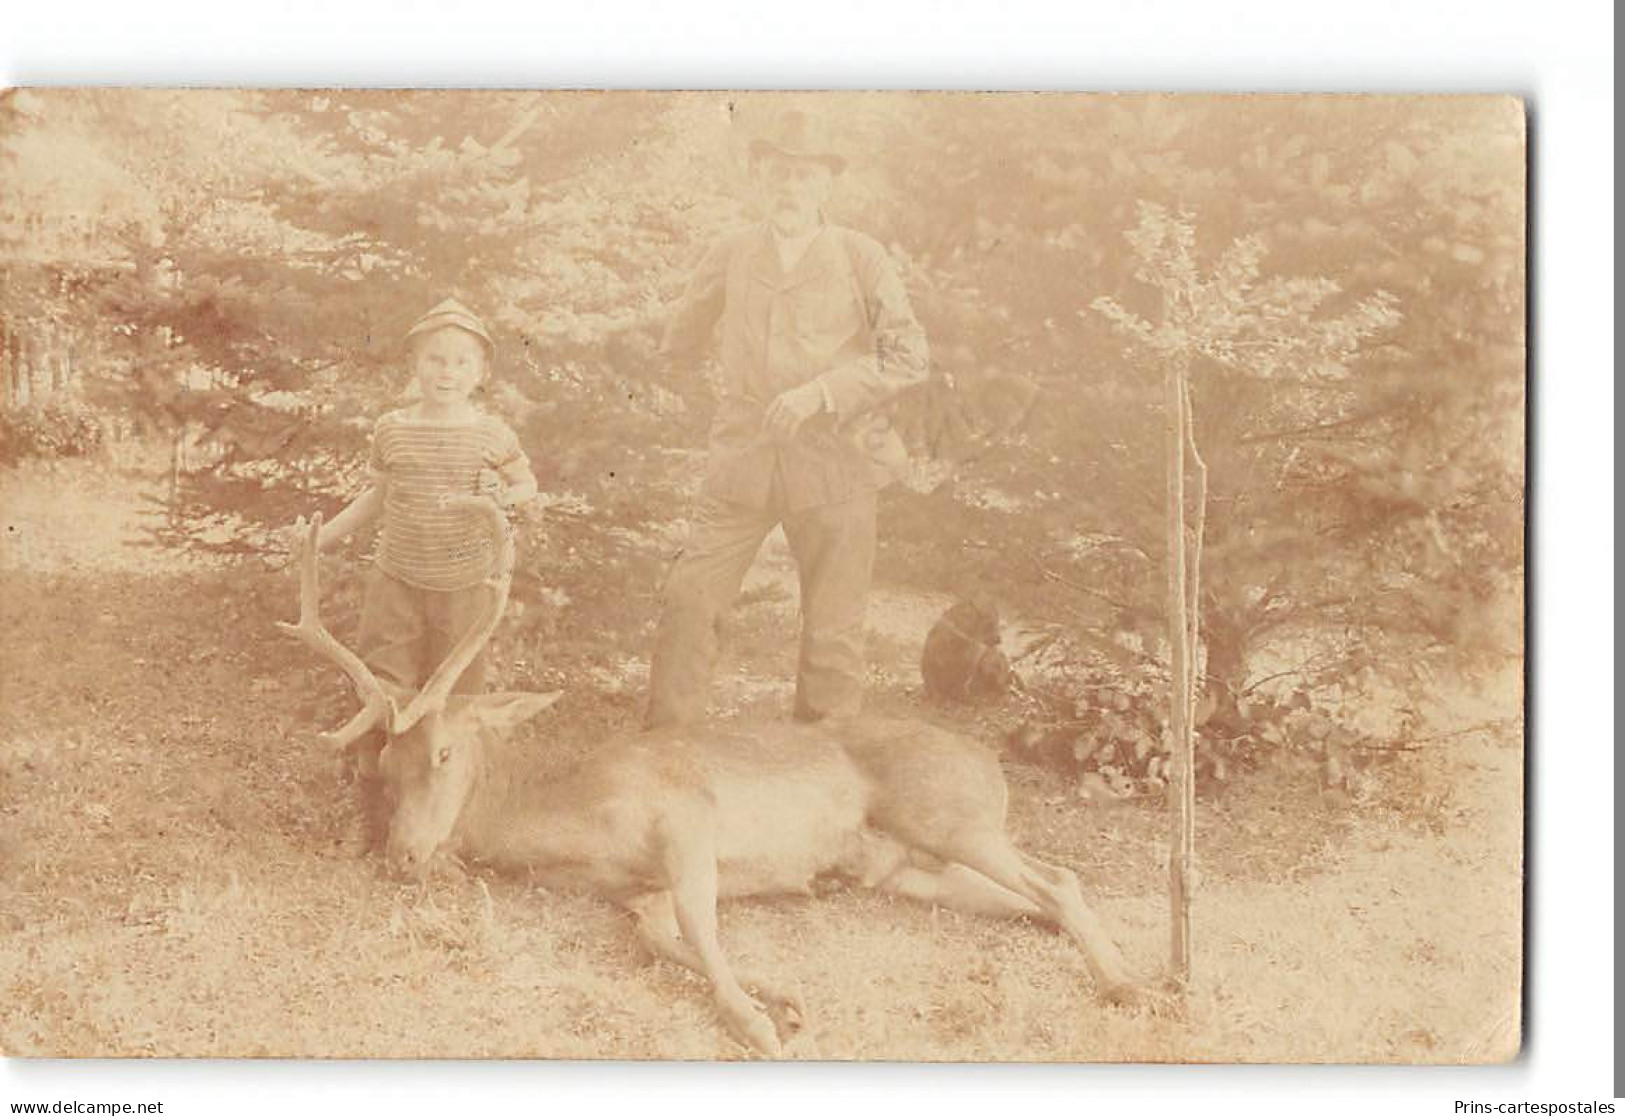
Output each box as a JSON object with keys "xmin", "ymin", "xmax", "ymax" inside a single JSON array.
[{"xmin": 1164, "ymin": 347, "xmax": 1194, "ymax": 986}]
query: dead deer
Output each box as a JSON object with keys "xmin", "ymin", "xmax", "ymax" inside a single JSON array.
[{"xmin": 279, "ymin": 500, "xmax": 1138, "ymax": 1057}]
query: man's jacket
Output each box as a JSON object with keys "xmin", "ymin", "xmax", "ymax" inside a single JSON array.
[{"xmin": 662, "ymin": 222, "xmax": 930, "ymax": 510}]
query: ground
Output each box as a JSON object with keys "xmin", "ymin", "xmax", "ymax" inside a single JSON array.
[{"xmin": 0, "ymin": 455, "xmax": 1522, "ymax": 1062}]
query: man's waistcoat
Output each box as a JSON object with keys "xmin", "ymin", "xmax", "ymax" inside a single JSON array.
[{"xmin": 663, "ymin": 222, "xmax": 930, "ymax": 510}]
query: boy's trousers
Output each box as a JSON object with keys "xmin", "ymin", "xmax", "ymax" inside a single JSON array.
[
  {"xmin": 645, "ymin": 486, "xmax": 876, "ymax": 729},
  {"xmin": 356, "ymin": 568, "xmax": 493, "ymax": 697}
]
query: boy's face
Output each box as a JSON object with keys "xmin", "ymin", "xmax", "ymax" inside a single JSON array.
[{"xmin": 411, "ymin": 327, "xmax": 487, "ymax": 408}]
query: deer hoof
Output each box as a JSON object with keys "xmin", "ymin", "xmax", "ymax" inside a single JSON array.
[
  {"xmin": 760, "ymin": 989, "xmax": 806, "ymax": 1044},
  {"xmin": 722, "ymin": 1000, "xmax": 783, "ymax": 1058},
  {"xmin": 740, "ymin": 975, "xmax": 806, "ymax": 1043},
  {"xmin": 1099, "ymin": 980, "xmax": 1141, "ymax": 1010}
]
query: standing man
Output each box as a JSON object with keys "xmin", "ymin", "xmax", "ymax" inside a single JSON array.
[{"xmin": 646, "ymin": 108, "xmax": 930, "ymax": 728}]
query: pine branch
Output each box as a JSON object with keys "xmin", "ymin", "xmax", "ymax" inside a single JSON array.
[
  {"xmin": 1237, "ymin": 404, "xmax": 1406, "ymax": 445},
  {"xmin": 1022, "ymin": 548, "xmax": 1140, "ymax": 616}
]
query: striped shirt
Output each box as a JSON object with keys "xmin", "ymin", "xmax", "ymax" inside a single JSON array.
[{"xmin": 369, "ymin": 409, "xmax": 527, "ymax": 591}]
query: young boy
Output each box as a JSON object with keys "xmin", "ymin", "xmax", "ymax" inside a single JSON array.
[{"xmin": 305, "ymin": 297, "xmax": 537, "ymax": 700}]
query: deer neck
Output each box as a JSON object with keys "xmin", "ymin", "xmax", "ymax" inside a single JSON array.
[{"xmin": 452, "ymin": 754, "xmax": 649, "ymax": 893}]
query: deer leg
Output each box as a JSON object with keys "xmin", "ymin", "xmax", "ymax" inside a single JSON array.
[
  {"xmin": 660, "ymin": 835, "xmax": 783, "ymax": 1057},
  {"xmin": 944, "ymin": 832, "xmax": 1136, "ymax": 1004},
  {"xmin": 846, "ymin": 832, "xmax": 1041, "ymax": 921},
  {"xmin": 875, "ymin": 860, "xmax": 1044, "ymax": 921},
  {"xmin": 626, "ymin": 892, "xmax": 805, "ymax": 1043}
]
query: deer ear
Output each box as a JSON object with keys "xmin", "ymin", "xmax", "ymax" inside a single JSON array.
[{"xmin": 468, "ymin": 691, "xmax": 564, "ymax": 734}]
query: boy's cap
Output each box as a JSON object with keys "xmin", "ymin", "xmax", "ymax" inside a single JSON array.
[{"xmin": 406, "ymin": 297, "xmax": 494, "ymax": 352}]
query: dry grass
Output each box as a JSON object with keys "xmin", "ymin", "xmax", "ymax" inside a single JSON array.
[{"xmin": 0, "ymin": 458, "xmax": 1522, "ymax": 1062}]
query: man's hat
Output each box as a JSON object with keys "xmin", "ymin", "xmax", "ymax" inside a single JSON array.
[
  {"xmin": 747, "ymin": 109, "xmax": 846, "ymax": 175},
  {"xmin": 405, "ymin": 297, "xmax": 495, "ymax": 353}
]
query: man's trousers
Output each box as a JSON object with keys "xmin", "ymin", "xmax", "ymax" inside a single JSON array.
[{"xmin": 645, "ymin": 487, "xmax": 876, "ymax": 728}]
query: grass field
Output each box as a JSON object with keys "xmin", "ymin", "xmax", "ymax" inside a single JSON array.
[{"xmin": 0, "ymin": 456, "xmax": 1522, "ymax": 1062}]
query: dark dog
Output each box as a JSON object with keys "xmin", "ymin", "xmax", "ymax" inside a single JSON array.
[{"xmin": 921, "ymin": 597, "xmax": 1013, "ymax": 703}]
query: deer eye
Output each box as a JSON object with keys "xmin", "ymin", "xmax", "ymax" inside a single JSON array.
[{"xmin": 436, "ymin": 746, "xmax": 453, "ymax": 766}]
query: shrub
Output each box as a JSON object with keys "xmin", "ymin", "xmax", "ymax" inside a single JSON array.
[{"xmin": 0, "ymin": 400, "xmax": 109, "ymax": 465}]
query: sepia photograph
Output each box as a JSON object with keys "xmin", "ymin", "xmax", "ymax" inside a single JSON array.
[{"xmin": 0, "ymin": 88, "xmax": 1528, "ymax": 1066}]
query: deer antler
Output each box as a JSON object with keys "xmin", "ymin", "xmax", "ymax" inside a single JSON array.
[
  {"xmin": 275, "ymin": 513, "xmax": 397, "ymax": 750},
  {"xmin": 389, "ymin": 495, "xmax": 515, "ymax": 735}
]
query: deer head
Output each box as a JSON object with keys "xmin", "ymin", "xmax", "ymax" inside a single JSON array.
[{"xmin": 278, "ymin": 500, "xmax": 560, "ymax": 877}]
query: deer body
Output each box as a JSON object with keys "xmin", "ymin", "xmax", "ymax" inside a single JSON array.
[
  {"xmin": 429, "ymin": 720, "xmax": 994, "ymax": 900},
  {"xmin": 378, "ymin": 710, "xmax": 1137, "ymax": 1057},
  {"xmin": 282, "ymin": 508, "xmax": 1136, "ymax": 1058}
]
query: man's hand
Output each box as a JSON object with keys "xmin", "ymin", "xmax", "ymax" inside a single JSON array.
[
  {"xmin": 763, "ymin": 381, "xmax": 827, "ymax": 441},
  {"xmin": 476, "ymin": 468, "xmax": 503, "ymax": 500}
]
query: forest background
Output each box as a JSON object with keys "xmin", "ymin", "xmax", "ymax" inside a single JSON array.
[
  {"xmin": 0, "ymin": 90, "xmax": 1525, "ymax": 788},
  {"xmin": 0, "ymin": 90, "xmax": 1530, "ymax": 1065}
]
